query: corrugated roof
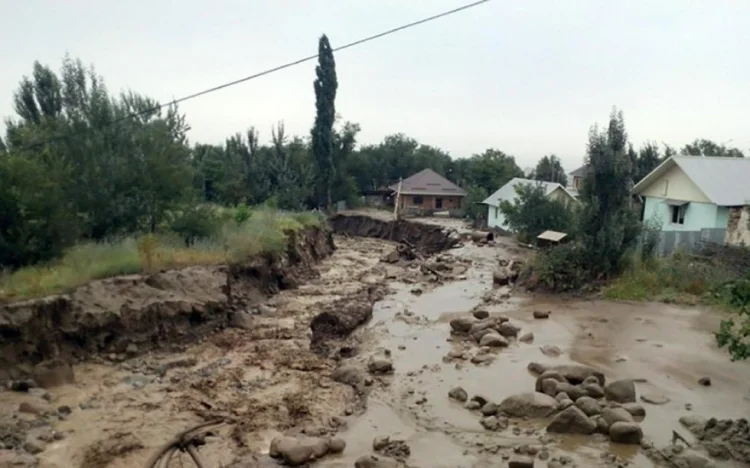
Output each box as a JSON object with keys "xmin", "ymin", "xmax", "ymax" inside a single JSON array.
[
  {"xmin": 569, "ymin": 164, "xmax": 590, "ymax": 177},
  {"xmin": 481, "ymin": 178, "xmax": 576, "ymax": 207},
  {"xmin": 633, "ymin": 156, "xmax": 750, "ymax": 206},
  {"xmin": 389, "ymin": 168, "xmax": 467, "ymax": 196}
]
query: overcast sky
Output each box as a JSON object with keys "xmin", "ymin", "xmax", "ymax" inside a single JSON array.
[{"xmin": 2, "ymin": 0, "xmax": 748, "ymax": 172}]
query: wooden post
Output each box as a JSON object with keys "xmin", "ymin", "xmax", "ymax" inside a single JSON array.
[{"xmin": 394, "ymin": 178, "xmax": 402, "ymax": 221}]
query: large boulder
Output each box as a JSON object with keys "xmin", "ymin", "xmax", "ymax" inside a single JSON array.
[
  {"xmin": 601, "ymin": 407, "xmax": 634, "ymax": 427},
  {"xmin": 331, "ymin": 365, "xmax": 365, "ymax": 387},
  {"xmin": 448, "ymin": 386, "xmax": 468, "ymax": 402},
  {"xmin": 367, "ymin": 355, "xmax": 394, "ymax": 374},
  {"xmin": 546, "ymin": 406, "xmax": 596, "ymax": 434},
  {"xmin": 534, "ymin": 371, "xmax": 567, "ymax": 393},
  {"xmin": 498, "ymin": 392, "xmax": 559, "ymax": 418},
  {"xmin": 575, "ymin": 396, "xmax": 601, "ymax": 416},
  {"xmin": 609, "ymin": 422, "xmax": 643, "ymax": 444},
  {"xmin": 480, "ymin": 332, "xmax": 509, "ymax": 347},
  {"xmin": 621, "ymin": 403, "xmax": 646, "ymax": 417},
  {"xmin": 497, "ymin": 322, "xmax": 520, "ymax": 338},
  {"xmin": 527, "ymin": 362, "xmax": 604, "ymax": 385},
  {"xmin": 556, "ymin": 382, "xmax": 588, "ymax": 401},
  {"xmin": 604, "ymin": 379, "xmax": 636, "ymax": 403},
  {"xmin": 450, "ymin": 316, "xmax": 477, "ymax": 333}
]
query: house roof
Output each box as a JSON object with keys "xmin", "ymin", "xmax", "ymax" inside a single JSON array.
[
  {"xmin": 481, "ymin": 178, "xmax": 576, "ymax": 207},
  {"xmin": 569, "ymin": 164, "xmax": 590, "ymax": 177},
  {"xmin": 632, "ymin": 156, "xmax": 750, "ymax": 206},
  {"xmin": 389, "ymin": 168, "xmax": 467, "ymax": 196}
]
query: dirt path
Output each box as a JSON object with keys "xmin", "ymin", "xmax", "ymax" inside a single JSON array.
[{"xmin": 2, "ymin": 219, "xmax": 749, "ymax": 467}]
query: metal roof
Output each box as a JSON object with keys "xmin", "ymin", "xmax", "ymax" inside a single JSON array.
[
  {"xmin": 481, "ymin": 178, "xmax": 577, "ymax": 207},
  {"xmin": 537, "ymin": 230, "xmax": 567, "ymax": 242},
  {"xmin": 568, "ymin": 164, "xmax": 590, "ymax": 177},
  {"xmin": 633, "ymin": 156, "xmax": 750, "ymax": 206},
  {"xmin": 389, "ymin": 168, "xmax": 467, "ymax": 196}
]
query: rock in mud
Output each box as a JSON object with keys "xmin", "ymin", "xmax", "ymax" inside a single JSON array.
[
  {"xmin": 332, "ymin": 365, "xmax": 365, "ymax": 387},
  {"xmin": 593, "ymin": 415, "xmax": 610, "ymax": 434},
  {"xmin": 558, "ymin": 398, "xmax": 574, "ymax": 410},
  {"xmin": 479, "ymin": 332, "xmax": 508, "ymax": 347},
  {"xmin": 310, "ymin": 298, "xmax": 374, "ymax": 348},
  {"xmin": 556, "ymin": 382, "xmax": 587, "ymax": 401},
  {"xmin": 472, "ymin": 309, "xmax": 490, "ymax": 320},
  {"xmin": 698, "ymin": 377, "xmax": 711, "ymax": 386},
  {"xmin": 669, "ymin": 450, "xmax": 716, "ymax": 468},
  {"xmin": 679, "ymin": 415, "xmax": 708, "ymax": 435},
  {"xmin": 555, "ymin": 392, "xmax": 570, "ymax": 402},
  {"xmin": 18, "ymin": 401, "xmax": 52, "ymax": 416},
  {"xmin": 229, "ymin": 310, "xmax": 254, "ymax": 330},
  {"xmin": 498, "ymin": 322, "xmax": 520, "ymax": 337},
  {"xmin": 450, "ymin": 316, "xmax": 477, "ymax": 333},
  {"xmin": 367, "ymin": 355, "xmax": 394, "ymax": 374},
  {"xmin": 539, "ymin": 345, "xmax": 562, "ymax": 357},
  {"xmin": 640, "ymin": 393, "xmax": 670, "ymax": 405},
  {"xmin": 32, "ymin": 359, "xmax": 75, "ymax": 388},
  {"xmin": 509, "ymin": 457, "xmax": 535, "ymax": 468},
  {"xmin": 546, "ymin": 406, "xmax": 596, "ymax": 434},
  {"xmin": 327, "ymin": 437, "xmax": 346, "ymax": 453},
  {"xmin": 575, "ymin": 396, "xmax": 601, "ymax": 416},
  {"xmin": 23, "ymin": 436, "xmax": 46, "ymax": 455},
  {"xmin": 533, "ymin": 310, "xmax": 550, "ymax": 319},
  {"xmin": 534, "ymin": 370, "xmax": 567, "ymax": 392},
  {"xmin": 448, "ymin": 386, "xmax": 468, "ymax": 402},
  {"xmin": 605, "ymin": 379, "xmax": 636, "ymax": 403},
  {"xmin": 0, "ymin": 451, "xmax": 37, "ymax": 466},
  {"xmin": 519, "ymin": 332, "xmax": 534, "ymax": 343},
  {"xmin": 354, "ymin": 455, "xmax": 399, "ymax": 468},
  {"xmin": 481, "ymin": 402, "xmax": 498, "ymax": 416},
  {"xmin": 602, "ymin": 407, "xmax": 634, "ymax": 426},
  {"xmin": 481, "ymin": 415, "xmax": 507, "ymax": 431},
  {"xmin": 498, "ymin": 392, "xmax": 559, "ymax": 418},
  {"xmin": 373, "ymin": 436, "xmax": 390, "ymax": 451},
  {"xmin": 583, "ymin": 383, "xmax": 604, "ymax": 398},
  {"xmin": 609, "ymin": 422, "xmax": 643, "ymax": 444},
  {"xmin": 465, "ymin": 400, "xmax": 482, "ymax": 411},
  {"xmin": 621, "ymin": 403, "xmax": 646, "ymax": 417}
]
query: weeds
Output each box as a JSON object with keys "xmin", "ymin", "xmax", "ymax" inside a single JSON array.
[{"xmin": 0, "ymin": 208, "xmax": 324, "ymax": 301}]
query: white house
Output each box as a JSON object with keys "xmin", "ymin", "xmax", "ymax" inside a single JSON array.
[
  {"xmin": 632, "ymin": 156, "xmax": 750, "ymax": 240},
  {"xmin": 482, "ymin": 178, "xmax": 578, "ymax": 230}
]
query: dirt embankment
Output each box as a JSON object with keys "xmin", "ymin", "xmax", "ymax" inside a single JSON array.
[
  {"xmin": 0, "ymin": 227, "xmax": 335, "ymax": 382},
  {"xmin": 329, "ymin": 214, "xmax": 460, "ymax": 255}
]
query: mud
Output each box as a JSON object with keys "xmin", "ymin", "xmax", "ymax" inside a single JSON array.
[
  {"xmin": 2, "ymin": 215, "xmax": 750, "ymax": 467},
  {"xmin": 0, "ymin": 227, "xmax": 334, "ymax": 382}
]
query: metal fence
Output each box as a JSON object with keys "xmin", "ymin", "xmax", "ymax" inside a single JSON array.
[{"xmin": 656, "ymin": 228, "xmax": 726, "ymax": 256}]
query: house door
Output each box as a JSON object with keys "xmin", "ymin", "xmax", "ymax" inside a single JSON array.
[{"xmin": 435, "ymin": 198, "xmax": 443, "ymax": 209}]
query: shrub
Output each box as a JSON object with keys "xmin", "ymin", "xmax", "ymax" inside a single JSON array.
[
  {"xmin": 533, "ymin": 243, "xmax": 589, "ymax": 292},
  {"xmin": 169, "ymin": 204, "xmax": 220, "ymax": 246},
  {"xmin": 499, "ymin": 183, "xmax": 575, "ymax": 243}
]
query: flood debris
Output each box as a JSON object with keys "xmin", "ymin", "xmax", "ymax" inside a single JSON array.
[{"xmin": 268, "ymin": 434, "xmax": 346, "ymax": 466}]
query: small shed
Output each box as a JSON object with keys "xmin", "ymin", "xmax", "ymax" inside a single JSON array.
[{"xmin": 536, "ymin": 230, "xmax": 568, "ymax": 248}]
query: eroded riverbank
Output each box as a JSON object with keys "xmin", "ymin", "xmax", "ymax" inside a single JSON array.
[{"xmin": 1, "ymin": 217, "xmax": 748, "ymax": 468}]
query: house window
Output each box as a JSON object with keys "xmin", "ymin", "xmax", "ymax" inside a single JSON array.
[
  {"xmin": 413, "ymin": 196, "xmax": 423, "ymax": 205},
  {"xmin": 494, "ymin": 207, "xmax": 499, "ymax": 218},
  {"xmin": 671, "ymin": 205, "xmax": 686, "ymax": 225},
  {"xmin": 435, "ymin": 198, "xmax": 443, "ymax": 209}
]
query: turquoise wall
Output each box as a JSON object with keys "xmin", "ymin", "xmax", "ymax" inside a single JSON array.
[
  {"xmin": 487, "ymin": 205, "xmax": 509, "ymax": 229},
  {"xmin": 642, "ymin": 197, "xmax": 728, "ymax": 231}
]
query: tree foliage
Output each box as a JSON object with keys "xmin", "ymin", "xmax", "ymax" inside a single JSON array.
[
  {"xmin": 311, "ymin": 34, "xmax": 338, "ymax": 209},
  {"xmin": 682, "ymin": 138, "xmax": 744, "ymax": 158},
  {"xmin": 499, "ymin": 183, "xmax": 575, "ymax": 242},
  {"xmin": 531, "ymin": 155, "xmax": 567, "ymax": 186}
]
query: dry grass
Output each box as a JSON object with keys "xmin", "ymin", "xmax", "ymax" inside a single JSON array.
[{"xmin": 0, "ymin": 208, "xmax": 324, "ymax": 302}]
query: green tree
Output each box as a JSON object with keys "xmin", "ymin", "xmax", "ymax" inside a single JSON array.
[
  {"xmin": 311, "ymin": 34, "xmax": 338, "ymax": 210},
  {"xmin": 463, "ymin": 185, "xmax": 489, "ymax": 221},
  {"xmin": 499, "ymin": 183, "xmax": 574, "ymax": 242},
  {"xmin": 634, "ymin": 141, "xmax": 661, "ymax": 183},
  {"xmin": 531, "ymin": 155, "xmax": 567, "ymax": 185},
  {"xmin": 578, "ymin": 108, "xmax": 641, "ymax": 276},
  {"xmin": 682, "ymin": 138, "xmax": 744, "ymax": 158}
]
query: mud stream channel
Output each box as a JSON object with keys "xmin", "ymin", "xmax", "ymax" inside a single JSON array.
[{"xmin": 2, "ymin": 228, "xmax": 750, "ymax": 468}]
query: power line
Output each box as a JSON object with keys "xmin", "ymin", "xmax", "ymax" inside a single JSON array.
[{"xmin": 12, "ymin": 0, "xmax": 491, "ymax": 152}]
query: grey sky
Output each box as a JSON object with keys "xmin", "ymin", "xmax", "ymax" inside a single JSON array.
[{"xmin": 2, "ymin": 0, "xmax": 749, "ymax": 172}]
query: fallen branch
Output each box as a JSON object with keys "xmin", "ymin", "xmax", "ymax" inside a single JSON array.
[{"xmin": 143, "ymin": 419, "xmax": 226, "ymax": 468}]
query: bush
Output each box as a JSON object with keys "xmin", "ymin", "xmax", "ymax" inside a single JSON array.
[
  {"xmin": 533, "ymin": 243, "xmax": 589, "ymax": 292},
  {"xmin": 499, "ymin": 183, "xmax": 575, "ymax": 243},
  {"xmin": 714, "ymin": 276, "xmax": 750, "ymax": 360},
  {"xmin": 169, "ymin": 204, "xmax": 220, "ymax": 246}
]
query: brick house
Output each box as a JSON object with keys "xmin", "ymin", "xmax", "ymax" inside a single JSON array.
[{"xmin": 390, "ymin": 168, "xmax": 467, "ymax": 212}]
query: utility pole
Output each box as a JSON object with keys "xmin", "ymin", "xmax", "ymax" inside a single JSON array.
[{"xmin": 393, "ymin": 178, "xmax": 402, "ymax": 221}]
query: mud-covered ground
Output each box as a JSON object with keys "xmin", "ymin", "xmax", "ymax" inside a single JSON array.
[{"xmin": 2, "ymin": 216, "xmax": 750, "ymax": 468}]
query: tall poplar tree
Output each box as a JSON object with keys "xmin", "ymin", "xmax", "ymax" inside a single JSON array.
[{"xmin": 311, "ymin": 34, "xmax": 338, "ymax": 210}]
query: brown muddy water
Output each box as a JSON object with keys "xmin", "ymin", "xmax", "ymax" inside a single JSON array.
[
  {"xmin": 2, "ymin": 232, "xmax": 749, "ymax": 467},
  {"xmin": 317, "ymin": 242, "xmax": 750, "ymax": 468}
]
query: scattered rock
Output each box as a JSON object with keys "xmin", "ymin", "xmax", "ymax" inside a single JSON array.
[
  {"xmin": 472, "ymin": 309, "xmax": 490, "ymax": 320},
  {"xmin": 621, "ymin": 403, "xmax": 646, "ymax": 417},
  {"xmin": 534, "ymin": 363, "xmax": 605, "ymax": 386},
  {"xmin": 498, "ymin": 392, "xmax": 559, "ymax": 418},
  {"xmin": 558, "ymin": 399, "xmax": 574, "ymax": 410},
  {"xmin": 450, "ymin": 317, "xmax": 476, "ymax": 333},
  {"xmin": 332, "ymin": 365, "xmax": 365, "ymax": 387},
  {"xmin": 575, "ymin": 396, "xmax": 601, "ymax": 416},
  {"xmin": 32, "ymin": 359, "xmax": 74, "ymax": 388},
  {"xmin": 57, "ymin": 405, "xmax": 72, "ymax": 416},
  {"xmin": 672, "ymin": 450, "xmax": 716, "ymax": 468},
  {"xmin": 593, "ymin": 415, "xmax": 610, "ymax": 434},
  {"xmin": 23, "ymin": 436, "xmax": 46, "ymax": 455},
  {"xmin": 509, "ymin": 456, "xmax": 535, "ymax": 468},
  {"xmin": 373, "ymin": 436, "xmax": 390, "ymax": 451},
  {"xmin": 519, "ymin": 332, "xmax": 534, "ymax": 343},
  {"xmin": 604, "ymin": 379, "xmax": 636, "ymax": 403},
  {"xmin": 464, "ymin": 400, "xmax": 481, "ymax": 411},
  {"xmin": 354, "ymin": 455, "xmax": 399, "ymax": 468},
  {"xmin": 480, "ymin": 332, "xmax": 509, "ymax": 347},
  {"xmin": 679, "ymin": 415, "xmax": 708, "ymax": 434},
  {"xmin": 583, "ymin": 383, "xmax": 604, "ymax": 398},
  {"xmin": 640, "ymin": 393, "xmax": 670, "ymax": 405},
  {"xmin": 18, "ymin": 401, "xmax": 51, "ymax": 416},
  {"xmin": 448, "ymin": 386, "xmax": 468, "ymax": 402},
  {"xmin": 327, "ymin": 437, "xmax": 346, "ymax": 453},
  {"xmin": 556, "ymin": 382, "xmax": 587, "ymax": 401},
  {"xmin": 554, "ymin": 392, "xmax": 570, "ymax": 403},
  {"xmin": 609, "ymin": 422, "xmax": 643, "ymax": 444},
  {"xmin": 498, "ymin": 322, "xmax": 520, "ymax": 337},
  {"xmin": 601, "ymin": 407, "xmax": 634, "ymax": 426},
  {"xmin": 480, "ymin": 415, "xmax": 507, "ymax": 431},
  {"xmin": 367, "ymin": 355, "xmax": 394, "ymax": 374},
  {"xmin": 534, "ymin": 370, "xmax": 566, "ymax": 393},
  {"xmin": 533, "ymin": 310, "xmax": 550, "ymax": 319},
  {"xmin": 698, "ymin": 377, "xmax": 711, "ymax": 387},
  {"xmin": 546, "ymin": 406, "xmax": 596, "ymax": 434},
  {"xmin": 539, "ymin": 345, "xmax": 562, "ymax": 357},
  {"xmin": 481, "ymin": 402, "xmax": 498, "ymax": 416}
]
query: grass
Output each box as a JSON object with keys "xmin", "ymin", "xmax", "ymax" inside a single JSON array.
[
  {"xmin": 603, "ymin": 251, "xmax": 737, "ymax": 305},
  {"xmin": 0, "ymin": 207, "xmax": 325, "ymax": 302}
]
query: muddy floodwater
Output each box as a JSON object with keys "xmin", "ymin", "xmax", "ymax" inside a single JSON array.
[{"xmin": 2, "ymin": 224, "xmax": 749, "ymax": 468}]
